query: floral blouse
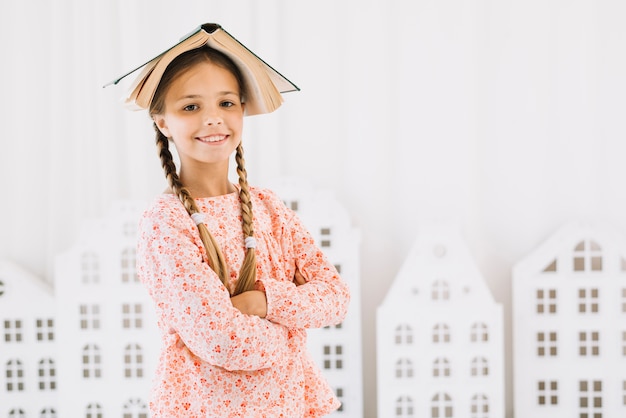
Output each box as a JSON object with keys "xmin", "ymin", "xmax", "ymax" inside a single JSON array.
[{"xmin": 136, "ymin": 187, "xmax": 350, "ymax": 417}]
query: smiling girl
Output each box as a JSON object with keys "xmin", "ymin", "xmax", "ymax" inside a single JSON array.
[{"xmin": 123, "ymin": 28, "xmax": 349, "ymax": 417}]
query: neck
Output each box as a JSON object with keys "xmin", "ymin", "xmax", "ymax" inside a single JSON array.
[{"xmin": 178, "ymin": 164, "xmax": 236, "ymax": 198}]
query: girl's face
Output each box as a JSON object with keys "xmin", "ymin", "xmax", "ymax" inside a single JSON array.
[{"xmin": 153, "ymin": 61, "xmax": 245, "ymax": 168}]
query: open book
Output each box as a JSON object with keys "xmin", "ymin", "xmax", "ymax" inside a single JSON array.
[{"xmin": 105, "ymin": 23, "xmax": 299, "ymax": 115}]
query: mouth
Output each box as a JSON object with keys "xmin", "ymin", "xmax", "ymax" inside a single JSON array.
[{"xmin": 196, "ymin": 134, "xmax": 228, "ymax": 144}]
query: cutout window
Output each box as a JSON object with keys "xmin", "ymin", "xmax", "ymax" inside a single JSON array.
[
  {"xmin": 433, "ymin": 357, "xmax": 450, "ymax": 378},
  {"xmin": 432, "ymin": 280, "xmax": 450, "ymax": 301},
  {"xmin": 36, "ymin": 318, "xmax": 55, "ymax": 342},
  {"xmin": 431, "ymin": 393, "xmax": 453, "ymax": 418},
  {"xmin": 470, "ymin": 357, "xmax": 489, "ymax": 377},
  {"xmin": 38, "ymin": 358, "xmax": 56, "ymax": 390},
  {"xmin": 323, "ymin": 345, "xmax": 343, "ymax": 370},
  {"xmin": 395, "ymin": 358, "xmax": 414, "ymax": 379},
  {"xmin": 86, "ymin": 403, "xmax": 103, "ymax": 418},
  {"xmin": 536, "ymin": 289, "xmax": 557, "ymax": 314},
  {"xmin": 395, "ymin": 324, "xmax": 414, "ymax": 345},
  {"xmin": 79, "ymin": 304, "xmax": 101, "ymax": 330},
  {"xmin": 5, "ymin": 359, "xmax": 24, "ymax": 391},
  {"xmin": 471, "ymin": 394, "xmax": 489, "ymax": 418},
  {"xmin": 82, "ymin": 344, "xmax": 102, "ymax": 379},
  {"xmin": 578, "ymin": 288, "xmax": 599, "ymax": 314},
  {"xmin": 122, "ymin": 304, "xmax": 143, "ymax": 329},
  {"xmin": 573, "ymin": 240, "xmax": 603, "ymax": 272},
  {"xmin": 471, "ymin": 323, "xmax": 489, "ymax": 343},
  {"xmin": 122, "ymin": 398, "xmax": 149, "ymax": 418},
  {"xmin": 538, "ymin": 380, "xmax": 559, "ymax": 406},
  {"xmin": 579, "ymin": 331, "xmax": 600, "ymax": 357},
  {"xmin": 579, "ymin": 380, "xmax": 602, "ymax": 418},
  {"xmin": 433, "ymin": 323, "xmax": 450, "ymax": 344},
  {"xmin": 81, "ymin": 252, "xmax": 100, "ymax": 284},
  {"xmin": 537, "ymin": 331, "xmax": 558, "ymax": 357},
  {"xmin": 4, "ymin": 319, "xmax": 23, "ymax": 343},
  {"xmin": 395, "ymin": 395, "xmax": 414, "ymax": 417},
  {"xmin": 121, "ymin": 248, "xmax": 138, "ymax": 283},
  {"xmin": 124, "ymin": 344, "xmax": 144, "ymax": 378}
]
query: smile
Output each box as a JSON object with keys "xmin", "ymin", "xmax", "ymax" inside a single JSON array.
[{"xmin": 197, "ymin": 135, "xmax": 228, "ymax": 143}]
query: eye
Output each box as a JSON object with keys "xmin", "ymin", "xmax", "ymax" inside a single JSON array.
[
  {"xmin": 220, "ymin": 100, "xmax": 235, "ymax": 108},
  {"xmin": 183, "ymin": 104, "xmax": 199, "ymax": 111}
]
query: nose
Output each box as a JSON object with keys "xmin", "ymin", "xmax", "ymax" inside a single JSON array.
[{"xmin": 204, "ymin": 107, "xmax": 223, "ymax": 126}]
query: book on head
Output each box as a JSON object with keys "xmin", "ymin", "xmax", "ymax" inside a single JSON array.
[{"xmin": 104, "ymin": 23, "xmax": 299, "ymax": 116}]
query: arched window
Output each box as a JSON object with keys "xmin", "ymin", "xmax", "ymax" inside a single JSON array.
[
  {"xmin": 6, "ymin": 359, "xmax": 24, "ymax": 391},
  {"xmin": 395, "ymin": 324, "xmax": 414, "ymax": 345},
  {"xmin": 395, "ymin": 358, "xmax": 414, "ymax": 379},
  {"xmin": 431, "ymin": 280, "xmax": 450, "ymax": 301},
  {"xmin": 123, "ymin": 398, "xmax": 149, "ymax": 418},
  {"xmin": 470, "ymin": 323, "xmax": 489, "ymax": 343},
  {"xmin": 38, "ymin": 358, "xmax": 56, "ymax": 390},
  {"xmin": 124, "ymin": 344, "xmax": 144, "ymax": 378},
  {"xmin": 431, "ymin": 393, "xmax": 453, "ymax": 418},
  {"xmin": 433, "ymin": 357, "xmax": 450, "ymax": 378},
  {"xmin": 86, "ymin": 403, "xmax": 103, "ymax": 418},
  {"xmin": 81, "ymin": 252, "xmax": 100, "ymax": 284},
  {"xmin": 82, "ymin": 345, "xmax": 102, "ymax": 378},
  {"xmin": 121, "ymin": 248, "xmax": 138, "ymax": 283},
  {"xmin": 471, "ymin": 394, "xmax": 489, "ymax": 418},
  {"xmin": 573, "ymin": 240, "xmax": 603, "ymax": 272},
  {"xmin": 395, "ymin": 395, "xmax": 414, "ymax": 417},
  {"xmin": 471, "ymin": 357, "xmax": 489, "ymax": 377},
  {"xmin": 433, "ymin": 323, "xmax": 450, "ymax": 344}
]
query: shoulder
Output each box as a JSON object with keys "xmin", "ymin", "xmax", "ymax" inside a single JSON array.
[
  {"xmin": 249, "ymin": 186, "xmax": 290, "ymax": 215},
  {"xmin": 139, "ymin": 194, "xmax": 189, "ymax": 230}
]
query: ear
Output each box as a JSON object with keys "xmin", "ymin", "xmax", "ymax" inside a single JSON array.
[{"xmin": 153, "ymin": 115, "xmax": 171, "ymax": 138}]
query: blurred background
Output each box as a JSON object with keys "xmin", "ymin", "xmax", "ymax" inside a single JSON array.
[{"xmin": 2, "ymin": 1, "xmax": 626, "ymax": 417}]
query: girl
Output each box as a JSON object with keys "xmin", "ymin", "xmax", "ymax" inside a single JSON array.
[{"xmin": 129, "ymin": 30, "xmax": 350, "ymax": 417}]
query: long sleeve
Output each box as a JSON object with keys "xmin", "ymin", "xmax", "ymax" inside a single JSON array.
[
  {"xmin": 259, "ymin": 194, "xmax": 350, "ymax": 330},
  {"xmin": 136, "ymin": 200, "xmax": 290, "ymax": 372}
]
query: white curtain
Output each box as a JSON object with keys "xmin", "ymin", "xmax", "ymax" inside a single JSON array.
[{"xmin": 3, "ymin": 2, "xmax": 626, "ymax": 417}]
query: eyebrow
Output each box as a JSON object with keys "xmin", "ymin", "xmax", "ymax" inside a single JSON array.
[{"xmin": 175, "ymin": 91, "xmax": 239, "ymax": 101}]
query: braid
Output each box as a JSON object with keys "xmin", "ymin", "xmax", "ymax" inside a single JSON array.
[
  {"xmin": 233, "ymin": 142, "xmax": 257, "ymax": 296},
  {"xmin": 154, "ymin": 124, "xmax": 230, "ymax": 288}
]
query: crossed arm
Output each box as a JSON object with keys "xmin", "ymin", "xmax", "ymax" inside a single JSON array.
[{"xmin": 230, "ymin": 270, "xmax": 307, "ymax": 317}]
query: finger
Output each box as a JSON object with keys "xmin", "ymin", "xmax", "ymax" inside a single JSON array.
[{"xmin": 293, "ymin": 270, "xmax": 307, "ymax": 286}]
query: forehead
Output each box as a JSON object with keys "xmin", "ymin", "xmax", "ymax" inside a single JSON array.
[{"xmin": 166, "ymin": 61, "xmax": 240, "ymax": 96}]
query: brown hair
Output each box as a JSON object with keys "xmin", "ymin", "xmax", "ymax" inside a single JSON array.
[{"xmin": 149, "ymin": 46, "xmax": 256, "ymax": 296}]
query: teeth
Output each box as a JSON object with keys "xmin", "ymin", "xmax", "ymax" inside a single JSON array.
[{"xmin": 199, "ymin": 135, "xmax": 226, "ymax": 143}]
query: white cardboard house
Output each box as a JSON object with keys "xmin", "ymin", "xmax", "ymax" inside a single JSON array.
[
  {"xmin": 267, "ymin": 177, "xmax": 363, "ymax": 418},
  {"xmin": 512, "ymin": 221, "xmax": 626, "ymax": 418},
  {"xmin": 54, "ymin": 201, "xmax": 159, "ymax": 417},
  {"xmin": 0, "ymin": 260, "xmax": 57, "ymax": 417},
  {"xmin": 377, "ymin": 223, "xmax": 505, "ymax": 418}
]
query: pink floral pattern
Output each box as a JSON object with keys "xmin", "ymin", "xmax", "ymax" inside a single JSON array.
[{"xmin": 136, "ymin": 187, "xmax": 350, "ymax": 417}]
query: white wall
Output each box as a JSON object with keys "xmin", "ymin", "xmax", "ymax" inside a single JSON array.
[{"xmin": 2, "ymin": 1, "xmax": 626, "ymax": 417}]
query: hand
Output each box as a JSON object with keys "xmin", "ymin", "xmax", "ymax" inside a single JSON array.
[
  {"xmin": 293, "ymin": 269, "xmax": 307, "ymax": 286},
  {"xmin": 231, "ymin": 290, "xmax": 268, "ymax": 318},
  {"xmin": 168, "ymin": 328, "xmax": 188, "ymax": 350}
]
